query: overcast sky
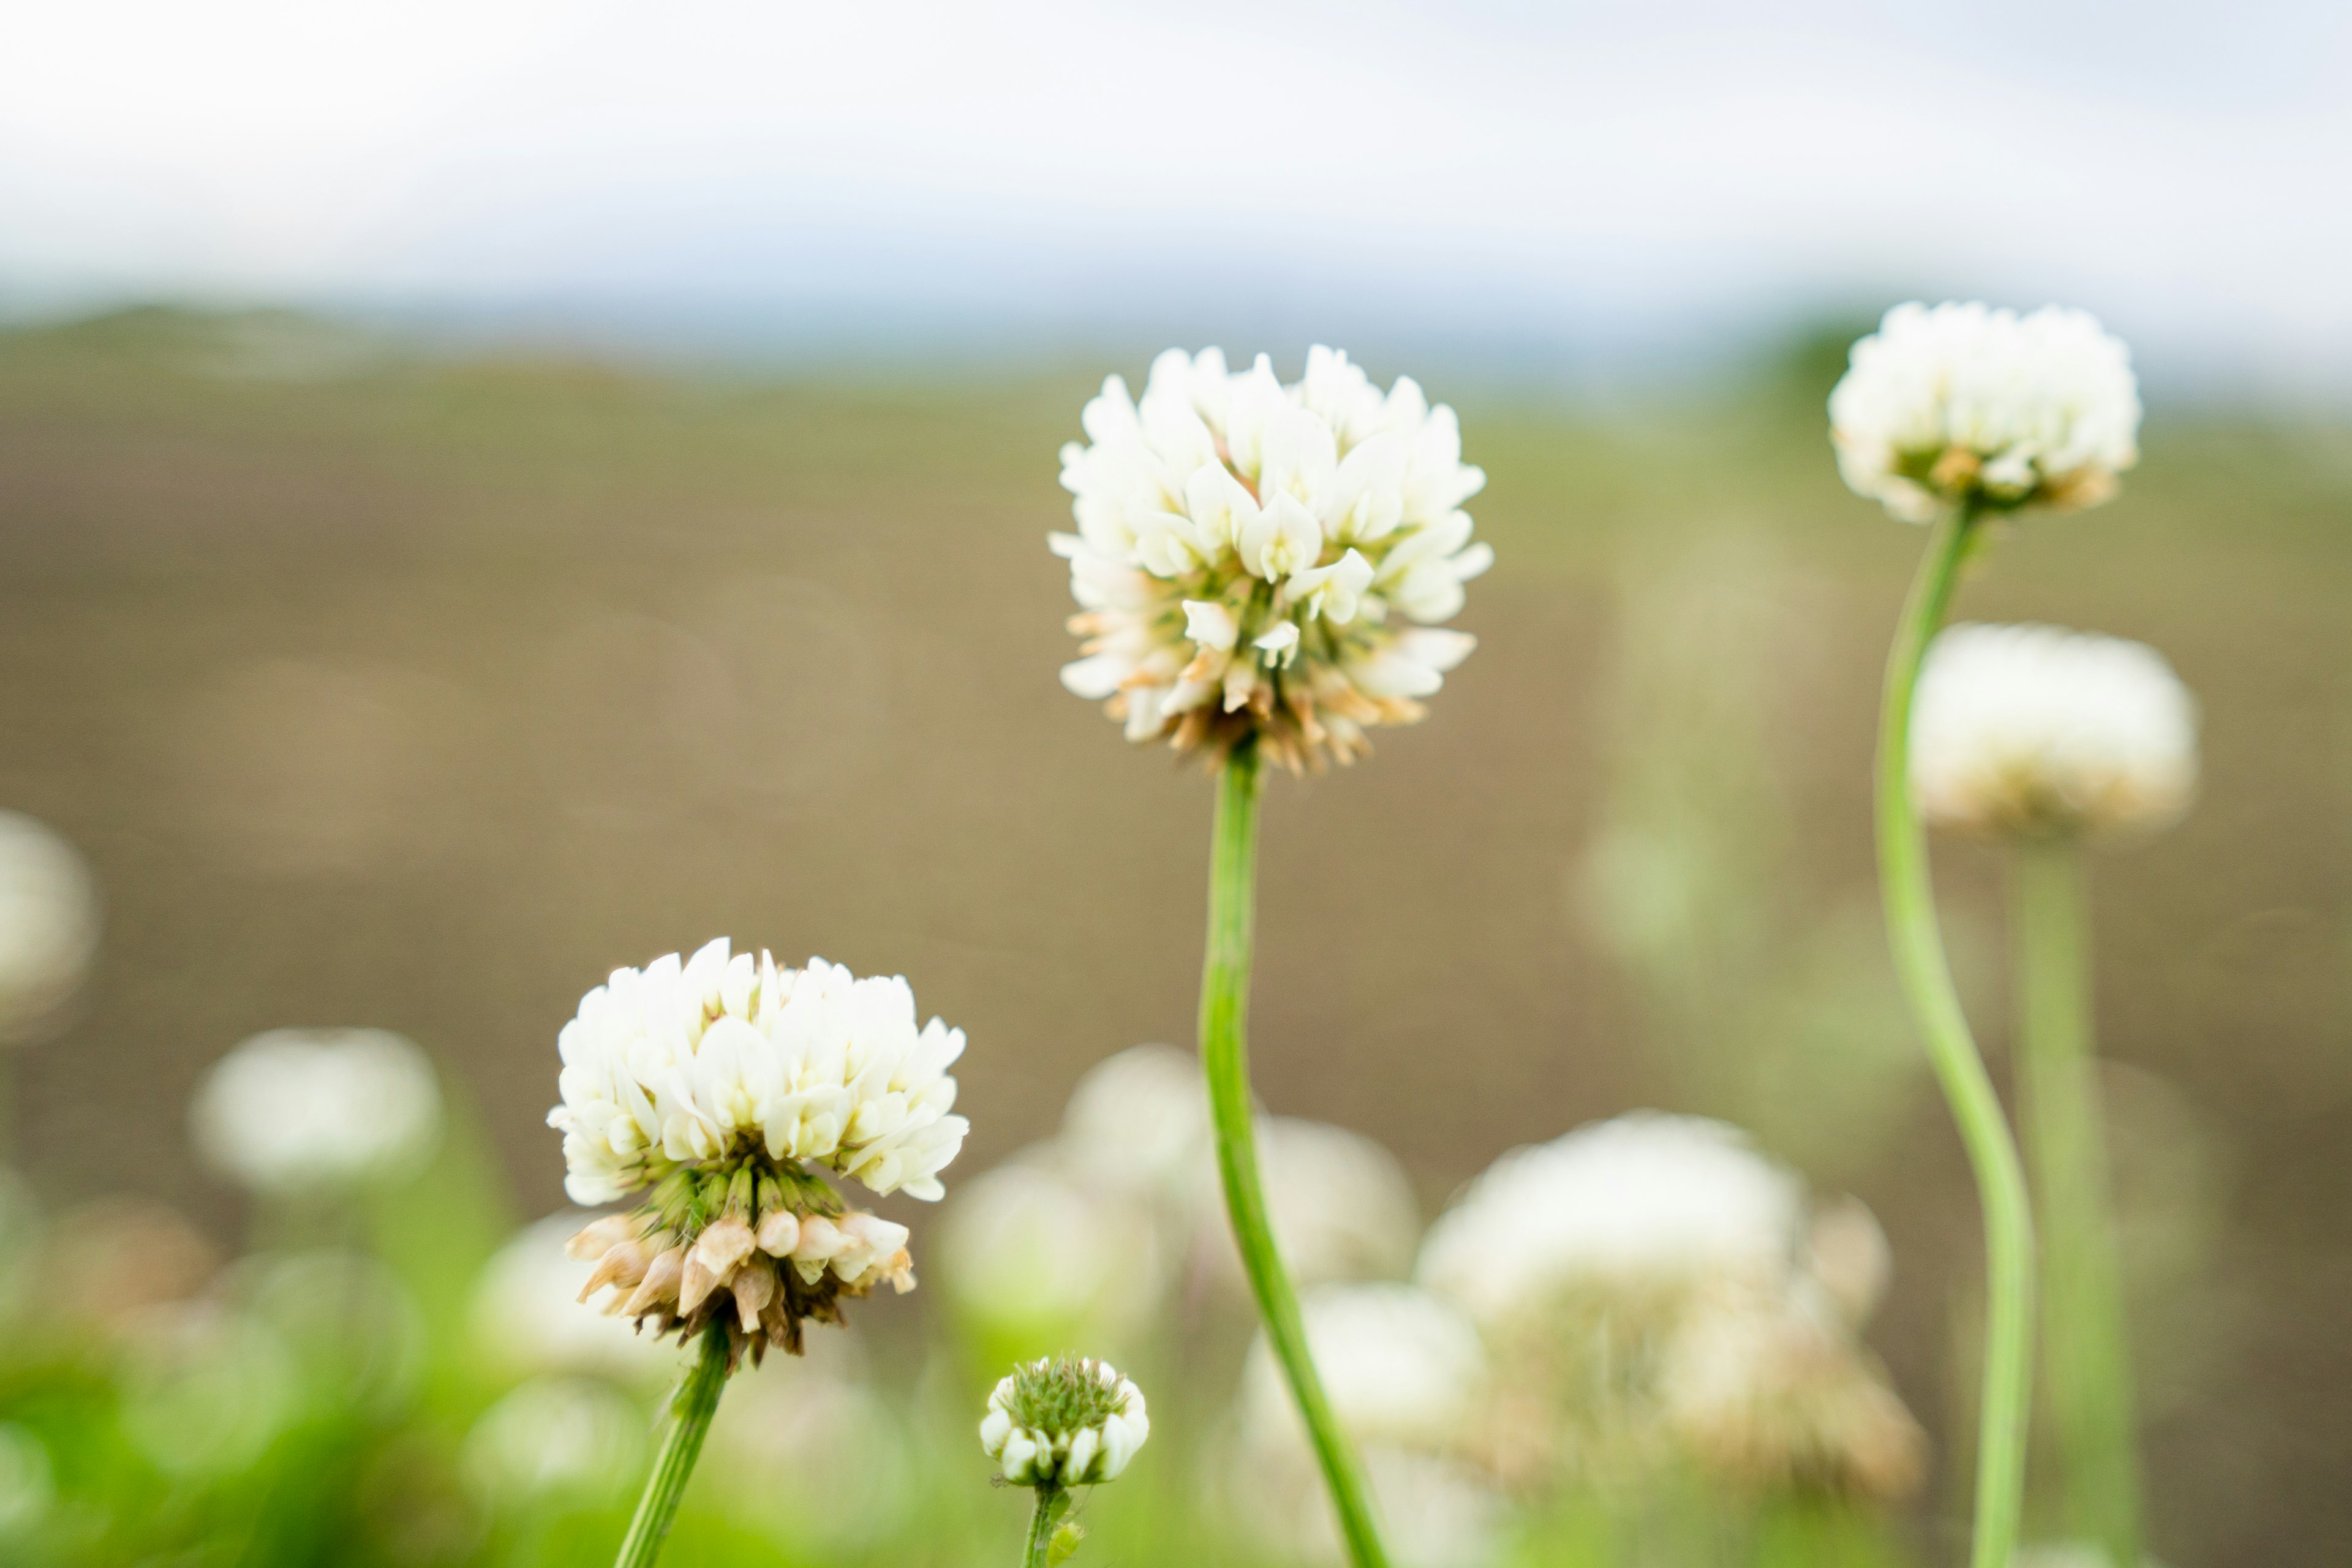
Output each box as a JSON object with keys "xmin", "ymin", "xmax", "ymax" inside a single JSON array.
[{"xmin": 4, "ymin": 1, "xmax": 2346, "ymax": 391}]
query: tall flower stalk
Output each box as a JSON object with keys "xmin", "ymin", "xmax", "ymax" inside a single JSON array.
[
  {"xmin": 1837, "ymin": 300, "xmax": 2144, "ymax": 1568},
  {"xmin": 1050, "ymin": 346, "xmax": 1491, "ymax": 1568},
  {"xmin": 2012, "ymin": 840, "xmax": 2140, "ymax": 1568},
  {"xmin": 1200, "ymin": 744, "xmax": 1389, "ymax": 1568},
  {"xmin": 1906, "ymin": 617, "xmax": 2195, "ymax": 1566},
  {"xmin": 1875, "ymin": 503, "xmax": 2037, "ymax": 1568}
]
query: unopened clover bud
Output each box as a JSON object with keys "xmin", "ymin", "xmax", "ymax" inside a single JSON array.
[
  {"xmin": 620, "ymin": 1245, "xmax": 685, "ymax": 1319},
  {"xmin": 755, "ymin": 1207, "xmax": 800, "ymax": 1257},
  {"xmin": 981, "ymin": 1355, "xmax": 1150, "ymax": 1488},
  {"xmin": 564, "ymin": 1213, "xmax": 639, "ymax": 1261},
  {"xmin": 789, "ymin": 1215, "xmax": 847, "ymax": 1283}
]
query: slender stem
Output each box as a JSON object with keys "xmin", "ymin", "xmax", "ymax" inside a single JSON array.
[
  {"xmin": 612, "ymin": 1322, "xmax": 730, "ymax": 1568},
  {"xmin": 1875, "ymin": 504, "xmax": 2037, "ymax": 1568},
  {"xmin": 1022, "ymin": 1484, "xmax": 1072, "ymax": 1568},
  {"xmin": 2013, "ymin": 840, "xmax": 2143, "ymax": 1568},
  {"xmin": 1199, "ymin": 745, "xmax": 1390, "ymax": 1568}
]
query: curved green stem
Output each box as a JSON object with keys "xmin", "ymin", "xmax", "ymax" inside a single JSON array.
[
  {"xmin": 1200, "ymin": 745, "xmax": 1390, "ymax": 1568},
  {"xmin": 2013, "ymin": 840, "xmax": 2142, "ymax": 1568},
  {"xmin": 1022, "ymin": 1484, "xmax": 1072, "ymax": 1568},
  {"xmin": 1876, "ymin": 505, "xmax": 2037, "ymax": 1568},
  {"xmin": 612, "ymin": 1322, "xmax": 729, "ymax": 1568}
]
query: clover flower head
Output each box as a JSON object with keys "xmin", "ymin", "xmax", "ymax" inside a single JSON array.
[
  {"xmin": 1830, "ymin": 302, "xmax": 2140, "ymax": 522},
  {"xmin": 1911, "ymin": 623, "xmax": 2198, "ymax": 842},
  {"xmin": 1415, "ymin": 1113, "xmax": 1803, "ymax": 1329},
  {"xmin": 548, "ymin": 940, "xmax": 967, "ymax": 1362},
  {"xmin": 192, "ymin": 1028, "xmax": 442, "ymax": 1195},
  {"xmin": 1054, "ymin": 346, "xmax": 1491, "ymax": 771},
  {"xmin": 981, "ymin": 1354, "xmax": 1149, "ymax": 1487}
]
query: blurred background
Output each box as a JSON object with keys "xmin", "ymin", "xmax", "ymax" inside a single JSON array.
[{"xmin": 0, "ymin": 4, "xmax": 2346, "ymax": 1566}]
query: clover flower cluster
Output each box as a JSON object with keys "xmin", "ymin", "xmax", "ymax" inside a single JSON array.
[
  {"xmin": 548, "ymin": 940, "xmax": 966, "ymax": 1360},
  {"xmin": 1830, "ymin": 302, "xmax": 2141, "ymax": 523},
  {"xmin": 981, "ymin": 1355, "xmax": 1150, "ymax": 1487},
  {"xmin": 1054, "ymin": 346, "xmax": 1491, "ymax": 770},
  {"xmin": 1912, "ymin": 623, "xmax": 2199, "ymax": 842}
]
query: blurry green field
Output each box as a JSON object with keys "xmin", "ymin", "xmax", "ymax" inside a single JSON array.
[{"xmin": 0, "ymin": 307, "xmax": 2347, "ymax": 1565}]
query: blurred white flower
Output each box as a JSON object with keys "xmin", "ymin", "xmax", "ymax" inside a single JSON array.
[
  {"xmin": 549, "ymin": 940, "xmax": 966, "ymax": 1208},
  {"xmin": 1241, "ymin": 1284, "xmax": 1488, "ymax": 1453},
  {"xmin": 1054, "ymin": 346, "xmax": 1490, "ymax": 771},
  {"xmin": 0, "ymin": 1425, "xmax": 53, "ymax": 1537},
  {"xmin": 1417, "ymin": 1113, "xmax": 1802, "ymax": 1329},
  {"xmin": 473, "ymin": 1212, "xmax": 685, "ymax": 1384},
  {"xmin": 1201, "ymin": 1115, "xmax": 1420, "ymax": 1294},
  {"xmin": 1658, "ymin": 1281, "xmax": 1925, "ymax": 1502},
  {"xmin": 0, "ymin": 812, "xmax": 99, "ymax": 1044},
  {"xmin": 1803, "ymin": 1195, "xmax": 1894, "ymax": 1329},
  {"xmin": 191, "ymin": 1028, "xmax": 441, "ymax": 1195},
  {"xmin": 1911, "ymin": 623, "xmax": 2198, "ymax": 841},
  {"xmin": 1058, "ymin": 1043, "xmax": 1212, "ymax": 1207},
  {"xmin": 462, "ymin": 1376, "xmax": 647, "ymax": 1502},
  {"xmin": 708, "ymin": 1360, "xmax": 913, "ymax": 1552},
  {"xmin": 937, "ymin": 1153, "xmax": 1162, "ymax": 1345},
  {"xmin": 1231, "ymin": 1285, "xmax": 1503, "ymax": 1568},
  {"xmin": 1830, "ymin": 302, "xmax": 2140, "ymax": 523},
  {"xmin": 982, "ymin": 1355, "xmax": 1150, "ymax": 1487}
]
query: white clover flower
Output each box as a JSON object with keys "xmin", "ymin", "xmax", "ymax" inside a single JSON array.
[
  {"xmin": 549, "ymin": 940, "xmax": 967, "ymax": 1207},
  {"xmin": 0, "ymin": 812, "xmax": 99, "ymax": 1044},
  {"xmin": 1911, "ymin": 623, "xmax": 2198, "ymax": 841},
  {"xmin": 191, "ymin": 1028, "xmax": 442, "ymax": 1196},
  {"xmin": 1054, "ymin": 346, "xmax": 1491, "ymax": 771},
  {"xmin": 547, "ymin": 940, "xmax": 964, "ymax": 1359},
  {"xmin": 1199, "ymin": 1115, "xmax": 1420, "ymax": 1294},
  {"xmin": 1830, "ymin": 302, "xmax": 2140, "ymax": 523},
  {"xmin": 1416, "ymin": 1113, "xmax": 1803, "ymax": 1329},
  {"xmin": 981, "ymin": 1355, "xmax": 1150, "ymax": 1487},
  {"xmin": 473, "ymin": 1213, "xmax": 685, "ymax": 1383}
]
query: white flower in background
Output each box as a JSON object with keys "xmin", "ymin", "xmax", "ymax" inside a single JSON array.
[
  {"xmin": 707, "ymin": 1358, "xmax": 913, "ymax": 1553},
  {"xmin": 473, "ymin": 1213, "xmax": 685, "ymax": 1383},
  {"xmin": 981, "ymin": 1355, "xmax": 1150, "ymax": 1487},
  {"xmin": 462, "ymin": 1376, "xmax": 647, "ymax": 1502},
  {"xmin": 1200, "ymin": 1115, "xmax": 1420, "ymax": 1294},
  {"xmin": 1231, "ymin": 1285, "xmax": 1502, "ymax": 1568},
  {"xmin": 191, "ymin": 1028, "xmax": 441, "ymax": 1195},
  {"xmin": 1830, "ymin": 302, "xmax": 2140, "ymax": 523},
  {"xmin": 1241, "ymin": 1285, "xmax": 1488, "ymax": 1453},
  {"xmin": 1910, "ymin": 623, "xmax": 2198, "ymax": 842},
  {"xmin": 0, "ymin": 812, "xmax": 99, "ymax": 1044},
  {"xmin": 937, "ymin": 1153, "xmax": 1163, "ymax": 1343},
  {"xmin": 546, "ymin": 940, "xmax": 966, "ymax": 1359},
  {"xmin": 1058, "ymin": 1043, "xmax": 1212, "ymax": 1206},
  {"xmin": 1658, "ymin": 1282, "xmax": 1926, "ymax": 1502},
  {"xmin": 1054, "ymin": 346, "xmax": 1491, "ymax": 771},
  {"xmin": 1417, "ymin": 1113, "xmax": 1802, "ymax": 1329},
  {"xmin": 1803, "ymin": 1195, "xmax": 1894, "ymax": 1329}
]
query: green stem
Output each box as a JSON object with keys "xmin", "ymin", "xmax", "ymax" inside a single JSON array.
[
  {"xmin": 2013, "ymin": 840, "xmax": 2142, "ymax": 1568},
  {"xmin": 1876, "ymin": 504, "xmax": 2037, "ymax": 1568},
  {"xmin": 1199, "ymin": 745, "xmax": 1390, "ymax": 1568},
  {"xmin": 612, "ymin": 1322, "xmax": 729, "ymax": 1568},
  {"xmin": 1022, "ymin": 1484, "xmax": 1072, "ymax": 1568}
]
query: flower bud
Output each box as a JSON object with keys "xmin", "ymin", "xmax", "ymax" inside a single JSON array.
[
  {"xmin": 981, "ymin": 1355, "xmax": 1150, "ymax": 1488},
  {"xmin": 755, "ymin": 1208, "xmax": 800, "ymax": 1257},
  {"xmin": 565, "ymin": 1213, "xmax": 640, "ymax": 1262}
]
